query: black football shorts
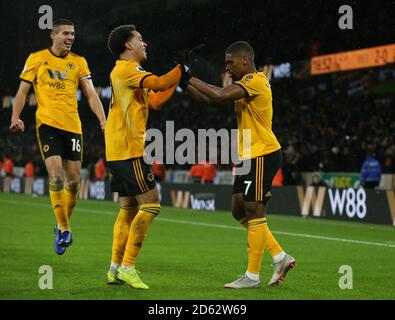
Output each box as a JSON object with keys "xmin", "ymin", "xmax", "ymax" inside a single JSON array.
[
  {"xmin": 233, "ymin": 149, "xmax": 282, "ymax": 204},
  {"xmin": 107, "ymin": 157, "xmax": 156, "ymax": 197},
  {"xmin": 37, "ymin": 124, "xmax": 83, "ymax": 161}
]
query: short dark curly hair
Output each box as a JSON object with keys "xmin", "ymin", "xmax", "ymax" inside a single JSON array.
[
  {"xmin": 107, "ymin": 25, "xmax": 136, "ymax": 57},
  {"xmin": 225, "ymin": 41, "xmax": 254, "ymax": 59},
  {"xmin": 51, "ymin": 19, "xmax": 74, "ymax": 33}
]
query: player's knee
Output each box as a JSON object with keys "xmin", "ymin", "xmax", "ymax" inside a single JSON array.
[
  {"xmin": 66, "ymin": 181, "xmax": 80, "ymax": 193},
  {"xmin": 231, "ymin": 206, "xmax": 243, "ymax": 221},
  {"xmin": 231, "ymin": 194, "xmax": 245, "ymax": 220},
  {"xmin": 149, "ymin": 188, "xmax": 161, "ymax": 204},
  {"xmin": 244, "ymin": 201, "xmax": 266, "ymax": 219},
  {"xmin": 120, "ymin": 205, "xmax": 139, "ymax": 214},
  {"xmin": 141, "ymin": 203, "xmax": 161, "ymax": 216},
  {"xmin": 49, "ymin": 175, "xmax": 64, "ymax": 190},
  {"xmin": 118, "ymin": 206, "xmax": 139, "ymax": 223}
]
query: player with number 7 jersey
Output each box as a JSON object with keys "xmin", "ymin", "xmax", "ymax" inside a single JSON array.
[
  {"xmin": 9, "ymin": 19, "xmax": 107, "ymax": 255},
  {"xmin": 182, "ymin": 40, "xmax": 296, "ymax": 288}
]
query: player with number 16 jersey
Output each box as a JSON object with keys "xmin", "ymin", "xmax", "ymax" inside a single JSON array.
[{"xmin": 10, "ymin": 19, "xmax": 106, "ymax": 255}]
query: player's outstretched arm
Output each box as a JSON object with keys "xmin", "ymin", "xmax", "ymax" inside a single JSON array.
[
  {"xmin": 148, "ymin": 85, "xmax": 177, "ymax": 110},
  {"xmin": 187, "ymin": 77, "xmax": 245, "ymax": 105},
  {"xmin": 80, "ymin": 78, "xmax": 107, "ymax": 132},
  {"xmin": 184, "ymin": 85, "xmax": 213, "ymax": 105},
  {"xmin": 141, "ymin": 65, "xmax": 182, "ymax": 92},
  {"xmin": 10, "ymin": 81, "xmax": 31, "ymax": 132}
]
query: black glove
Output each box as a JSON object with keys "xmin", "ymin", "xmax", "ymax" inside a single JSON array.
[
  {"xmin": 175, "ymin": 44, "xmax": 205, "ymax": 89},
  {"xmin": 179, "ymin": 64, "xmax": 192, "ymax": 90},
  {"xmin": 174, "ymin": 49, "xmax": 192, "ymax": 89}
]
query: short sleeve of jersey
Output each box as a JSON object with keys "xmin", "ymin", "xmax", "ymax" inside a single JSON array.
[
  {"xmin": 78, "ymin": 57, "xmax": 91, "ymax": 80},
  {"xmin": 19, "ymin": 53, "xmax": 39, "ymax": 83},
  {"xmin": 123, "ymin": 62, "xmax": 153, "ymax": 88},
  {"xmin": 235, "ymin": 73, "xmax": 266, "ymax": 98}
]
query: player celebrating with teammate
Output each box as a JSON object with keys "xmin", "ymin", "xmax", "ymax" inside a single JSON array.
[
  {"xmin": 10, "ymin": 19, "xmax": 106, "ymax": 255},
  {"xmin": 181, "ymin": 41, "xmax": 296, "ymax": 288},
  {"xmin": 105, "ymin": 25, "xmax": 182, "ymax": 289}
]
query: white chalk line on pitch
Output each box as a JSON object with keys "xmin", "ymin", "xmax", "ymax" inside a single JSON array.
[{"xmin": 2, "ymin": 198, "xmax": 395, "ymax": 249}]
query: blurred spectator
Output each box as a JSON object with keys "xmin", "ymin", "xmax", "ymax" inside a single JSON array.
[
  {"xmin": 310, "ymin": 173, "xmax": 327, "ymax": 187},
  {"xmin": 80, "ymin": 167, "xmax": 89, "ymax": 200},
  {"xmin": 151, "ymin": 161, "xmax": 166, "ymax": 182},
  {"xmin": 360, "ymin": 154, "xmax": 382, "ymax": 189},
  {"xmin": 189, "ymin": 163, "xmax": 203, "ymax": 183},
  {"xmin": 95, "ymin": 158, "xmax": 106, "ymax": 180},
  {"xmin": 24, "ymin": 161, "xmax": 34, "ymax": 195},
  {"xmin": 151, "ymin": 161, "xmax": 166, "ymax": 202},
  {"xmin": 3, "ymin": 156, "xmax": 14, "ymax": 193},
  {"xmin": 1, "ymin": 43, "xmax": 395, "ymax": 182},
  {"xmin": 202, "ymin": 162, "xmax": 217, "ymax": 184},
  {"xmin": 383, "ymin": 144, "xmax": 395, "ymax": 173},
  {"xmin": 272, "ymin": 168, "xmax": 284, "ymax": 186}
]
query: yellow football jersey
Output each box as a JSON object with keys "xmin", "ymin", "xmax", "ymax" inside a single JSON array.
[
  {"xmin": 19, "ymin": 48, "xmax": 91, "ymax": 134},
  {"xmin": 105, "ymin": 60, "xmax": 153, "ymax": 161},
  {"xmin": 235, "ymin": 72, "xmax": 281, "ymax": 159}
]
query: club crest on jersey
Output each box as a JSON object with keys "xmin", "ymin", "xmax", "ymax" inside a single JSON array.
[
  {"xmin": 147, "ymin": 173, "xmax": 154, "ymax": 182},
  {"xmin": 43, "ymin": 145, "xmax": 50, "ymax": 152},
  {"xmin": 240, "ymin": 75, "xmax": 253, "ymax": 84},
  {"xmin": 136, "ymin": 65, "xmax": 145, "ymax": 72},
  {"xmin": 67, "ymin": 62, "xmax": 75, "ymax": 70},
  {"xmin": 47, "ymin": 69, "xmax": 67, "ymax": 80}
]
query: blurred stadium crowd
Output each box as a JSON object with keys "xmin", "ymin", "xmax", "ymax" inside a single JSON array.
[
  {"xmin": 1, "ymin": 64, "xmax": 394, "ymax": 184},
  {"xmin": 1, "ymin": 0, "xmax": 394, "ymax": 184}
]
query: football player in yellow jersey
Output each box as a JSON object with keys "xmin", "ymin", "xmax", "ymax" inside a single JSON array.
[
  {"xmin": 181, "ymin": 41, "xmax": 296, "ymax": 288},
  {"xmin": 9, "ymin": 19, "xmax": 106, "ymax": 255},
  {"xmin": 105, "ymin": 25, "xmax": 183, "ymax": 289}
]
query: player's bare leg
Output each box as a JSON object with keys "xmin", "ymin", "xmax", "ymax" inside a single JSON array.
[
  {"xmin": 232, "ymin": 193, "xmax": 248, "ymax": 228},
  {"xmin": 63, "ymin": 159, "xmax": 81, "ymax": 219},
  {"xmin": 135, "ymin": 186, "xmax": 160, "ymax": 205},
  {"xmin": 45, "ymin": 156, "xmax": 70, "ymax": 254}
]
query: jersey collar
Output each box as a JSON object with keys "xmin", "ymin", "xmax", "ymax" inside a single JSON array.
[{"xmin": 48, "ymin": 47, "xmax": 69, "ymax": 58}]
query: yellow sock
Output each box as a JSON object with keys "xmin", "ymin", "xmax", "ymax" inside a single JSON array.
[
  {"xmin": 122, "ymin": 204, "xmax": 160, "ymax": 267},
  {"xmin": 247, "ymin": 218, "xmax": 267, "ymax": 274},
  {"xmin": 64, "ymin": 185, "xmax": 79, "ymax": 219},
  {"xmin": 239, "ymin": 217, "xmax": 248, "ymax": 229},
  {"xmin": 49, "ymin": 182, "xmax": 69, "ymax": 232},
  {"xmin": 262, "ymin": 222, "xmax": 283, "ymax": 257},
  {"xmin": 111, "ymin": 207, "xmax": 138, "ymax": 264}
]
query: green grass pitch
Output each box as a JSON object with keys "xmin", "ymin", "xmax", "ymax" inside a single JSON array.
[{"xmin": 0, "ymin": 192, "xmax": 394, "ymax": 300}]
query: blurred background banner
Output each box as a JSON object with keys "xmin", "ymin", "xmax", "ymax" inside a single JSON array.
[{"xmin": 2, "ymin": 176, "xmax": 394, "ymax": 225}]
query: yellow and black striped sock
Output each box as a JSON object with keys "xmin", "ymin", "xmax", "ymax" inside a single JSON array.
[
  {"xmin": 111, "ymin": 207, "xmax": 139, "ymax": 265},
  {"xmin": 64, "ymin": 184, "xmax": 79, "ymax": 219},
  {"xmin": 122, "ymin": 204, "xmax": 160, "ymax": 267},
  {"xmin": 239, "ymin": 217, "xmax": 249, "ymax": 229},
  {"xmin": 49, "ymin": 181, "xmax": 69, "ymax": 231}
]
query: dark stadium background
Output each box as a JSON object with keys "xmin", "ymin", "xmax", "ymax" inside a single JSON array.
[
  {"xmin": 1, "ymin": 0, "xmax": 395, "ymax": 304},
  {"xmin": 1, "ymin": 0, "xmax": 394, "ymax": 181}
]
